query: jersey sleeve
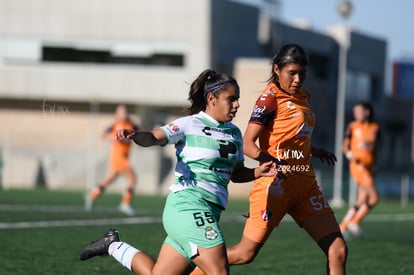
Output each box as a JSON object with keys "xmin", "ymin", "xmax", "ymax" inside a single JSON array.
[
  {"xmin": 160, "ymin": 116, "xmax": 189, "ymax": 144},
  {"xmin": 105, "ymin": 124, "xmax": 114, "ymax": 133},
  {"xmin": 249, "ymin": 89, "xmax": 277, "ymax": 126},
  {"xmin": 234, "ymin": 126, "xmax": 245, "ymax": 163}
]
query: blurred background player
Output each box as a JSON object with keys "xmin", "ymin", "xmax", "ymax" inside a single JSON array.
[
  {"xmin": 340, "ymin": 102, "xmax": 380, "ymax": 237},
  {"xmin": 85, "ymin": 104, "xmax": 139, "ymax": 216}
]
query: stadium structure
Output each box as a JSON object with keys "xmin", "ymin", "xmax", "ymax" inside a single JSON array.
[{"xmin": 0, "ymin": 0, "xmax": 411, "ymax": 199}]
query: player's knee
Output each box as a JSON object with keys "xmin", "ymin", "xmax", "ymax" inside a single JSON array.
[
  {"xmin": 318, "ymin": 232, "xmax": 347, "ymax": 263},
  {"xmin": 216, "ymin": 264, "xmax": 229, "ymax": 275},
  {"xmin": 328, "ymin": 238, "xmax": 347, "ymax": 264},
  {"xmin": 235, "ymin": 247, "xmax": 258, "ymax": 264},
  {"xmin": 200, "ymin": 263, "xmax": 229, "ymax": 275},
  {"xmin": 128, "ymin": 170, "xmax": 137, "ymax": 181},
  {"xmin": 370, "ymin": 196, "xmax": 380, "ymax": 207}
]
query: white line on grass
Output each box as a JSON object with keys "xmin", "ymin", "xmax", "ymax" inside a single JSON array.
[
  {"xmin": 365, "ymin": 213, "xmax": 414, "ymax": 222},
  {"xmin": 0, "ymin": 217, "xmax": 162, "ymax": 229},
  {"xmin": 1, "ymin": 204, "xmax": 414, "ymax": 230},
  {"xmin": 0, "ymin": 204, "xmax": 155, "ymax": 214},
  {"xmin": 1, "ymin": 213, "xmax": 414, "ymax": 230}
]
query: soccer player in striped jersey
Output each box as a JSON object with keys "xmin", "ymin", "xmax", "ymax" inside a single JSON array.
[
  {"xmin": 340, "ymin": 102, "xmax": 380, "ymax": 238},
  {"xmin": 79, "ymin": 69, "xmax": 277, "ymax": 275},
  {"xmin": 85, "ymin": 104, "xmax": 139, "ymax": 216}
]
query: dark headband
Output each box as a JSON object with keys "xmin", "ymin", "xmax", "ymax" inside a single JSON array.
[{"xmin": 204, "ymin": 80, "xmax": 238, "ymax": 97}]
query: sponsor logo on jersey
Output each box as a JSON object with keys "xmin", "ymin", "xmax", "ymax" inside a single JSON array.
[
  {"xmin": 202, "ymin": 126, "xmax": 226, "ymax": 136},
  {"xmin": 295, "ymin": 122, "xmax": 313, "ymax": 139},
  {"xmin": 287, "ymin": 100, "xmax": 296, "ymax": 109},
  {"xmin": 251, "ymin": 105, "xmax": 266, "ymax": 118}
]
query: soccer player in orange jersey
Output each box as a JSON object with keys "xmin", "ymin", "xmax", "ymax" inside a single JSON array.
[
  {"xmin": 85, "ymin": 104, "xmax": 139, "ymax": 215},
  {"xmin": 192, "ymin": 44, "xmax": 347, "ymax": 275},
  {"xmin": 339, "ymin": 102, "xmax": 380, "ymax": 237}
]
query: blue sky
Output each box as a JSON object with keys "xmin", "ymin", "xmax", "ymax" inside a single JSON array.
[
  {"xmin": 280, "ymin": 0, "xmax": 413, "ymax": 62},
  {"xmin": 238, "ymin": 0, "xmax": 413, "ymax": 62}
]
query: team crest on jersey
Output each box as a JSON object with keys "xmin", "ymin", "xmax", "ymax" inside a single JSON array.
[
  {"xmin": 205, "ymin": 226, "xmax": 218, "ymax": 240},
  {"xmin": 261, "ymin": 209, "xmax": 272, "ymax": 221},
  {"xmin": 168, "ymin": 123, "xmax": 179, "ymax": 132}
]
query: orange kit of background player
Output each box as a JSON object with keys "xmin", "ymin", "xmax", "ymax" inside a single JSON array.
[
  {"xmin": 85, "ymin": 104, "xmax": 139, "ymax": 216},
  {"xmin": 340, "ymin": 102, "xmax": 380, "ymax": 238}
]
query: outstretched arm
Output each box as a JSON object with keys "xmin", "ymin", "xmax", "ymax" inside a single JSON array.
[
  {"xmin": 231, "ymin": 161, "xmax": 276, "ymax": 183},
  {"xmin": 115, "ymin": 128, "xmax": 167, "ymax": 147}
]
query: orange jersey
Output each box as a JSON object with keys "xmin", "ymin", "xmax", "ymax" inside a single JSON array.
[
  {"xmin": 106, "ymin": 120, "xmax": 138, "ymax": 157},
  {"xmin": 249, "ymin": 82, "xmax": 315, "ymax": 177},
  {"xmin": 245, "ymin": 83, "xmax": 338, "ymax": 242},
  {"xmin": 345, "ymin": 121, "xmax": 379, "ymax": 167}
]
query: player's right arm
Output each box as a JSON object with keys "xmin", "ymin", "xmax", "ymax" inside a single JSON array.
[
  {"xmin": 101, "ymin": 125, "xmax": 114, "ymax": 141},
  {"xmin": 245, "ymin": 90, "xmax": 288, "ymax": 167},
  {"xmin": 243, "ymin": 123, "xmax": 265, "ymax": 160},
  {"xmin": 115, "ymin": 128, "xmax": 167, "ymax": 147}
]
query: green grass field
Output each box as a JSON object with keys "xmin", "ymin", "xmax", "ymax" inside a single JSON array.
[{"xmin": 1, "ymin": 188, "xmax": 413, "ymax": 275}]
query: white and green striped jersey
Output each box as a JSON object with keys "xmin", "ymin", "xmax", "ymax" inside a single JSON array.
[{"xmin": 160, "ymin": 111, "xmax": 244, "ymax": 208}]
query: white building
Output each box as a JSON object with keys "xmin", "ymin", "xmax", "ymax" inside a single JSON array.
[
  {"xmin": 0, "ymin": 0, "xmax": 268, "ymax": 196},
  {"xmin": 1, "ymin": 0, "xmax": 395, "ymax": 200},
  {"xmin": 0, "ymin": 0, "xmax": 219, "ymax": 106}
]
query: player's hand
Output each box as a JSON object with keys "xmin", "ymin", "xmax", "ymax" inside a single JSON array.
[
  {"xmin": 115, "ymin": 129, "xmax": 136, "ymax": 141},
  {"xmin": 312, "ymin": 148, "xmax": 336, "ymax": 166},
  {"xmin": 257, "ymin": 161, "xmax": 277, "ymax": 177},
  {"xmin": 276, "ymin": 163, "xmax": 291, "ymax": 179}
]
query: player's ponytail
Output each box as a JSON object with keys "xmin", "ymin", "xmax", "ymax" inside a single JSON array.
[{"xmin": 188, "ymin": 69, "xmax": 239, "ymax": 115}]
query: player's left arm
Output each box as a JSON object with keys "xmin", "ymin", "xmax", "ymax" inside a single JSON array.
[
  {"xmin": 231, "ymin": 161, "xmax": 276, "ymax": 183},
  {"xmin": 115, "ymin": 128, "xmax": 167, "ymax": 147},
  {"xmin": 311, "ymin": 146, "xmax": 337, "ymax": 166}
]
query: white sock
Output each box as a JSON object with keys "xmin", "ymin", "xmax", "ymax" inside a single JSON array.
[{"xmin": 108, "ymin": 241, "xmax": 140, "ymax": 271}]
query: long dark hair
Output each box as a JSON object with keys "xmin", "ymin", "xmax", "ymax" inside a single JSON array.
[
  {"xmin": 188, "ymin": 69, "xmax": 239, "ymax": 115},
  {"xmin": 268, "ymin": 44, "xmax": 308, "ymax": 84}
]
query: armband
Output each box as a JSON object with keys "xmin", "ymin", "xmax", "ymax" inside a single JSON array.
[
  {"xmin": 231, "ymin": 167, "xmax": 256, "ymax": 183},
  {"xmin": 256, "ymin": 152, "xmax": 288, "ymax": 165},
  {"xmin": 245, "ymin": 168, "xmax": 256, "ymax": 182}
]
